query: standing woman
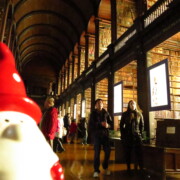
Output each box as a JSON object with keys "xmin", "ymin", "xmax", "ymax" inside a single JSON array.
[
  {"xmin": 120, "ymin": 100, "xmax": 144, "ymax": 174},
  {"xmin": 41, "ymin": 97, "xmax": 58, "ymax": 148}
]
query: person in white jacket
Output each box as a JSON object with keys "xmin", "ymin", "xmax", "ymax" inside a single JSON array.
[{"xmin": 53, "ymin": 114, "xmax": 65, "ymax": 153}]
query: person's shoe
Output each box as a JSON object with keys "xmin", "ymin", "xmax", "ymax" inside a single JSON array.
[
  {"xmin": 57, "ymin": 148, "xmax": 65, "ymax": 153},
  {"xmin": 61, "ymin": 148, "xmax": 65, "ymax": 152},
  {"xmin": 93, "ymin": 172, "xmax": 99, "ymax": 178},
  {"xmin": 104, "ymin": 169, "xmax": 111, "ymax": 176}
]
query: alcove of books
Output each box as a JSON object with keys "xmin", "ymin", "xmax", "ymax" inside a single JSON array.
[
  {"xmin": 114, "ymin": 61, "xmax": 137, "ymax": 131},
  {"xmin": 76, "ymin": 93, "xmax": 82, "ymax": 123},
  {"xmin": 116, "ymin": 0, "xmax": 136, "ymax": 39},
  {"xmin": 95, "ymin": 78, "xmax": 108, "ymax": 110},
  {"xmin": 70, "ymin": 98, "xmax": 75, "ymax": 120},
  {"xmin": 85, "ymin": 88, "xmax": 91, "ymax": 121},
  {"xmin": 65, "ymin": 101, "xmax": 69, "ymax": 115},
  {"xmin": 74, "ymin": 55, "xmax": 78, "ymax": 81},
  {"xmin": 99, "ymin": 21, "xmax": 111, "ymax": 56},
  {"xmin": 65, "ymin": 61, "xmax": 68, "ymax": 90},
  {"xmin": 80, "ymin": 47, "xmax": 85, "ymax": 75},
  {"xmin": 61, "ymin": 67, "xmax": 65, "ymax": 93},
  {"xmin": 147, "ymin": 32, "xmax": 180, "ymax": 140},
  {"xmin": 88, "ymin": 36, "xmax": 95, "ymax": 67},
  {"xmin": 69, "ymin": 57, "xmax": 73, "ymax": 85}
]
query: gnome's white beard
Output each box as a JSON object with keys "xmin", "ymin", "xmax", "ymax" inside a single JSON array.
[{"xmin": 0, "ymin": 111, "xmax": 58, "ymax": 180}]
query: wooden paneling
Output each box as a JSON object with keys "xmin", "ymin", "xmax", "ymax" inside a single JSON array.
[{"xmin": 143, "ymin": 144, "xmax": 180, "ymax": 179}]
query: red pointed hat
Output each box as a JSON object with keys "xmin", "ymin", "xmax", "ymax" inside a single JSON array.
[{"xmin": 0, "ymin": 42, "xmax": 42, "ymax": 123}]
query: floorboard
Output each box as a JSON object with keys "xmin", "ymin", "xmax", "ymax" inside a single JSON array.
[{"xmin": 56, "ymin": 141, "xmax": 160, "ymax": 180}]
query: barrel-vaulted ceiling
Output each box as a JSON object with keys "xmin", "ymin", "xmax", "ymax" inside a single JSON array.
[
  {"xmin": 10, "ymin": 0, "xmax": 101, "ymax": 91},
  {"xmin": 14, "ymin": 0, "xmax": 100, "ymax": 68}
]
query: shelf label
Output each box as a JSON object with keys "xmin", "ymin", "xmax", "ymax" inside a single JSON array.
[{"xmin": 166, "ymin": 127, "xmax": 175, "ymax": 134}]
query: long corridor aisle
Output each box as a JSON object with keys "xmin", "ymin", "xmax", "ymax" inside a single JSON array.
[{"xmin": 56, "ymin": 142, "xmax": 158, "ymax": 180}]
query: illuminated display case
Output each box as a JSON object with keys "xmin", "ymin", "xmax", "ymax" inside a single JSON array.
[
  {"xmin": 148, "ymin": 59, "xmax": 171, "ymax": 111},
  {"xmin": 113, "ymin": 81, "xmax": 123, "ymax": 115}
]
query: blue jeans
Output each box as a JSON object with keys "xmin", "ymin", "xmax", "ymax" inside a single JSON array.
[{"xmin": 93, "ymin": 136, "xmax": 111, "ymax": 172}]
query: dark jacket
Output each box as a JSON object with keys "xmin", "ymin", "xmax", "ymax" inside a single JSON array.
[
  {"xmin": 120, "ymin": 110, "xmax": 144, "ymax": 144},
  {"xmin": 63, "ymin": 114, "xmax": 70, "ymax": 129},
  {"xmin": 79, "ymin": 118, "xmax": 87, "ymax": 136},
  {"xmin": 89, "ymin": 108, "xmax": 112, "ymax": 139}
]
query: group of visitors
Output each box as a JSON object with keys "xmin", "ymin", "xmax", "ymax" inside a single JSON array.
[
  {"xmin": 39, "ymin": 97, "xmax": 65, "ymax": 153},
  {"xmin": 63, "ymin": 113, "xmax": 88, "ymax": 144},
  {"xmin": 39, "ymin": 96, "xmax": 144, "ymax": 178},
  {"xmin": 89, "ymin": 99, "xmax": 144, "ymax": 178},
  {"xmin": 39, "ymin": 97, "xmax": 88, "ymax": 152}
]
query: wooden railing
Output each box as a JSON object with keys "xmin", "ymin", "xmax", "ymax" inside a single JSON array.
[
  {"xmin": 143, "ymin": 0, "xmax": 174, "ymax": 27},
  {"xmin": 60, "ymin": 0, "xmax": 177, "ymax": 97},
  {"xmin": 113, "ymin": 0, "xmax": 176, "ymax": 54}
]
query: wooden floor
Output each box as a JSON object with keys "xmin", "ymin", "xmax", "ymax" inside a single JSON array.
[{"xmin": 56, "ymin": 140, "xmax": 160, "ymax": 180}]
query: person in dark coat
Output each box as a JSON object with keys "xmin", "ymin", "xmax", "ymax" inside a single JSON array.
[
  {"xmin": 79, "ymin": 118, "xmax": 88, "ymax": 145},
  {"xmin": 89, "ymin": 99, "xmax": 112, "ymax": 178},
  {"xmin": 120, "ymin": 100, "xmax": 144, "ymax": 174},
  {"xmin": 63, "ymin": 113, "xmax": 71, "ymax": 143}
]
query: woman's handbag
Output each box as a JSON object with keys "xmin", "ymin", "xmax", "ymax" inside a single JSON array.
[{"xmin": 63, "ymin": 127, "xmax": 67, "ymax": 136}]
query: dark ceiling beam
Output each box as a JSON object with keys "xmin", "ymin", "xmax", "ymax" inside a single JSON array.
[
  {"xmin": 20, "ymin": 50, "xmax": 63, "ymax": 67},
  {"xmin": 89, "ymin": 0, "xmax": 101, "ymax": 16},
  {"xmin": 14, "ymin": 0, "xmax": 27, "ymax": 12},
  {"xmin": 20, "ymin": 43, "xmax": 66, "ymax": 61},
  {"xmin": 17, "ymin": 23, "xmax": 75, "ymax": 49},
  {"xmin": 62, "ymin": 0, "xmax": 87, "ymax": 26},
  {"xmin": 15, "ymin": 10, "xmax": 80, "ymax": 38},
  {"xmin": 21, "ymin": 54, "xmax": 60, "ymax": 72},
  {"xmin": 18, "ymin": 34, "xmax": 69, "ymax": 56}
]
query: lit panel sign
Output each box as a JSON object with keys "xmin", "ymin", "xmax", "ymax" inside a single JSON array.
[{"xmin": 148, "ymin": 59, "xmax": 171, "ymax": 111}]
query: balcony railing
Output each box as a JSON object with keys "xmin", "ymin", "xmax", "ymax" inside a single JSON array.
[
  {"xmin": 113, "ymin": 0, "xmax": 175, "ymax": 54},
  {"xmin": 60, "ymin": 0, "xmax": 176, "ymax": 96},
  {"xmin": 144, "ymin": 0, "xmax": 174, "ymax": 28}
]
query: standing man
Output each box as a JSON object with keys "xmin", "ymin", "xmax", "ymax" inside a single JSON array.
[{"xmin": 89, "ymin": 99, "xmax": 112, "ymax": 178}]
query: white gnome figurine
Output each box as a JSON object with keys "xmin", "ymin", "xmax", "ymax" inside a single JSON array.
[{"xmin": 0, "ymin": 43, "xmax": 64, "ymax": 180}]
